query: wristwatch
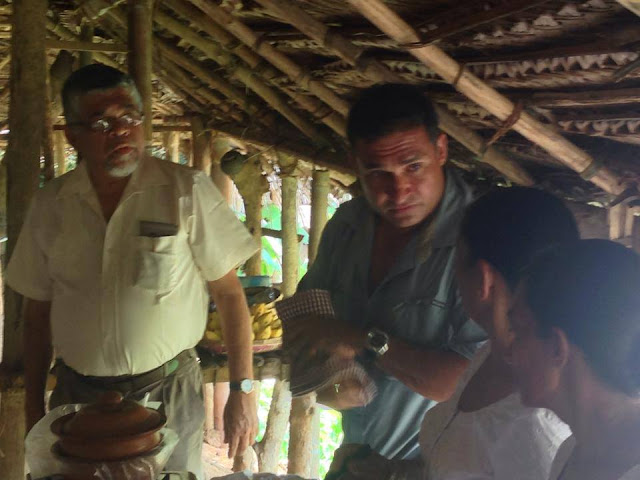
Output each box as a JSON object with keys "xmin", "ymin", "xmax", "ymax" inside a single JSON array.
[
  {"xmin": 230, "ymin": 378, "xmax": 254, "ymax": 394},
  {"xmin": 365, "ymin": 328, "xmax": 390, "ymax": 359}
]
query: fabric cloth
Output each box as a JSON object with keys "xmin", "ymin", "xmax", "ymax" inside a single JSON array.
[
  {"xmin": 276, "ymin": 289, "xmax": 377, "ymax": 400},
  {"xmin": 419, "ymin": 344, "xmax": 570, "ymax": 480},
  {"xmin": 549, "ymin": 436, "xmax": 640, "ymax": 480},
  {"xmin": 298, "ymin": 168, "xmax": 486, "ymax": 459},
  {"xmin": 6, "ymin": 155, "xmax": 258, "ymax": 376},
  {"xmin": 49, "ymin": 349, "xmax": 205, "ymax": 480}
]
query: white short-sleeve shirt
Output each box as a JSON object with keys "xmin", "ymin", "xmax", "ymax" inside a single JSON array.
[
  {"xmin": 420, "ymin": 345, "xmax": 571, "ymax": 480},
  {"xmin": 6, "ymin": 156, "xmax": 258, "ymax": 376}
]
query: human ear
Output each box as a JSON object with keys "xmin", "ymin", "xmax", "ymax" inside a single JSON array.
[
  {"xmin": 477, "ymin": 259, "xmax": 495, "ymax": 302},
  {"xmin": 435, "ymin": 133, "xmax": 448, "ymax": 166},
  {"xmin": 550, "ymin": 326, "xmax": 571, "ymax": 370}
]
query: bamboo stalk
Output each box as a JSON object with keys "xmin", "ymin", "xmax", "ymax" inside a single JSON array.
[
  {"xmin": 347, "ymin": 0, "xmax": 624, "ymax": 195},
  {"xmin": 165, "ymin": 0, "xmax": 347, "ymax": 137},
  {"xmin": 154, "ymin": 10, "xmax": 331, "ymax": 145},
  {"xmin": 253, "ymin": 0, "xmax": 534, "ymax": 187},
  {"xmin": 309, "ymin": 169, "xmax": 330, "ymax": 265},
  {"xmin": 46, "ymin": 38, "xmax": 128, "ymax": 53},
  {"xmin": 188, "ymin": 0, "xmax": 349, "ymax": 117},
  {"xmin": 46, "ymin": 19, "xmax": 120, "ymax": 69}
]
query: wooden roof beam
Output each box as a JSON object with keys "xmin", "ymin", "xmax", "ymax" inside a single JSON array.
[
  {"xmin": 153, "ymin": 9, "xmax": 335, "ymax": 146},
  {"xmin": 348, "ymin": 0, "xmax": 626, "ymax": 196},
  {"xmin": 166, "ymin": 0, "xmax": 347, "ymax": 137},
  {"xmin": 253, "ymin": 0, "xmax": 534, "ymax": 186},
  {"xmin": 45, "ymin": 38, "xmax": 128, "ymax": 53},
  {"xmin": 186, "ymin": 0, "xmax": 348, "ymax": 116}
]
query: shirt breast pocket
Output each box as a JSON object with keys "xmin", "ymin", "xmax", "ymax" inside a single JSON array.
[
  {"xmin": 134, "ymin": 235, "xmax": 178, "ymax": 295},
  {"xmin": 392, "ymin": 297, "xmax": 453, "ymax": 348}
]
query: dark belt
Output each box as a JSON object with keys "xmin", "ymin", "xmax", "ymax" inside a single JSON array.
[{"xmin": 63, "ymin": 349, "xmax": 197, "ymax": 392}]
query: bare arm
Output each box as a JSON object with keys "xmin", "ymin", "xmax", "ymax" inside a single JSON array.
[
  {"xmin": 208, "ymin": 270, "xmax": 258, "ymax": 458},
  {"xmin": 289, "ymin": 315, "xmax": 469, "ymax": 403},
  {"xmin": 23, "ymin": 298, "xmax": 52, "ymax": 432},
  {"xmin": 377, "ymin": 336, "xmax": 469, "ymax": 402}
]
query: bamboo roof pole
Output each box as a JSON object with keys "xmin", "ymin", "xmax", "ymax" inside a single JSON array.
[
  {"xmin": 95, "ymin": 3, "xmax": 272, "ymax": 126},
  {"xmin": 156, "ymin": 39, "xmax": 274, "ymax": 124},
  {"xmin": 153, "ymin": 11, "xmax": 332, "ymax": 145},
  {"xmin": 185, "ymin": 0, "xmax": 349, "ymax": 117},
  {"xmin": 347, "ymin": 0, "xmax": 625, "ymax": 196},
  {"xmin": 164, "ymin": 0, "xmax": 347, "ymax": 137},
  {"xmin": 253, "ymin": 0, "xmax": 533, "ymax": 187},
  {"xmin": 46, "ymin": 19, "xmax": 120, "ymax": 69}
]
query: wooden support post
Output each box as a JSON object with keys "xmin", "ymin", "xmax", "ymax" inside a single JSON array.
[
  {"xmin": 281, "ymin": 171, "xmax": 299, "ymax": 297},
  {"xmin": 309, "ymin": 406, "xmax": 322, "ymax": 478},
  {"xmin": 191, "ymin": 116, "xmax": 211, "ymax": 174},
  {"xmin": 309, "ymin": 169, "xmax": 330, "ymax": 265},
  {"xmin": 288, "ymin": 392, "xmax": 317, "ymax": 476},
  {"xmin": 346, "ymin": 0, "xmax": 624, "ymax": 196},
  {"xmin": 163, "ymin": 131, "xmax": 181, "ymax": 164},
  {"xmin": 78, "ymin": 23, "xmax": 95, "ymax": 67},
  {"xmin": 1, "ymin": 0, "xmax": 47, "ymax": 478},
  {"xmin": 256, "ymin": 379, "xmax": 292, "ymax": 472},
  {"xmin": 54, "ymin": 131, "xmax": 67, "ymax": 175},
  {"xmin": 182, "ymin": 137, "xmax": 193, "ymax": 167},
  {"xmin": 127, "ymin": 0, "xmax": 153, "ymax": 143},
  {"xmin": 609, "ymin": 204, "xmax": 635, "ymax": 245},
  {"xmin": 203, "ymin": 382, "xmax": 215, "ymax": 445}
]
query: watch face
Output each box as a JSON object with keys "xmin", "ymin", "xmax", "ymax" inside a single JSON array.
[
  {"xmin": 370, "ymin": 333, "xmax": 387, "ymax": 349},
  {"xmin": 240, "ymin": 379, "xmax": 254, "ymax": 393}
]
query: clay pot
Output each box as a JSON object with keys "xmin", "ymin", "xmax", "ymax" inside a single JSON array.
[{"xmin": 51, "ymin": 391, "xmax": 166, "ymax": 461}]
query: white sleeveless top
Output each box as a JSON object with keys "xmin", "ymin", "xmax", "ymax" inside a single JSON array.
[
  {"xmin": 420, "ymin": 344, "xmax": 571, "ymax": 480},
  {"xmin": 549, "ymin": 436, "xmax": 640, "ymax": 480}
]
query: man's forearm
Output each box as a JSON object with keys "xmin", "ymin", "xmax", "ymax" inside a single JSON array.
[
  {"xmin": 377, "ymin": 337, "xmax": 469, "ymax": 401},
  {"xmin": 210, "ymin": 282, "xmax": 253, "ymax": 381},
  {"xmin": 23, "ymin": 299, "xmax": 53, "ymax": 430}
]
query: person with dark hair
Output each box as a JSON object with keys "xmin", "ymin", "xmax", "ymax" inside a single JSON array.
[
  {"xmin": 288, "ymin": 83, "xmax": 486, "ymax": 459},
  {"xmin": 333, "ymin": 187, "xmax": 575, "ymax": 480},
  {"xmin": 509, "ymin": 240, "xmax": 640, "ymax": 480},
  {"xmin": 6, "ymin": 64, "xmax": 259, "ymax": 477}
]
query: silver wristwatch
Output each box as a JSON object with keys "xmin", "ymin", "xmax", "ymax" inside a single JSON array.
[{"xmin": 365, "ymin": 328, "xmax": 390, "ymax": 358}]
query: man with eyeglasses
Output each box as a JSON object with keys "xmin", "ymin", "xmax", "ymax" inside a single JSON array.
[{"xmin": 6, "ymin": 64, "xmax": 259, "ymax": 478}]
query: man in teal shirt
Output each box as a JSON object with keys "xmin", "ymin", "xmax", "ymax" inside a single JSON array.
[{"xmin": 292, "ymin": 83, "xmax": 486, "ymax": 459}]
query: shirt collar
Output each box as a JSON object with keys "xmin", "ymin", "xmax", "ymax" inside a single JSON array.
[{"xmin": 56, "ymin": 154, "xmax": 170, "ymax": 199}]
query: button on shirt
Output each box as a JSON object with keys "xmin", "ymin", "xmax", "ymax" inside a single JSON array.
[
  {"xmin": 299, "ymin": 169, "xmax": 486, "ymax": 459},
  {"xmin": 6, "ymin": 156, "xmax": 258, "ymax": 377}
]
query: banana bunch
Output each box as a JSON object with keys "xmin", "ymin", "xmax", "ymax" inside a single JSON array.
[{"xmin": 204, "ymin": 303, "xmax": 283, "ymax": 343}]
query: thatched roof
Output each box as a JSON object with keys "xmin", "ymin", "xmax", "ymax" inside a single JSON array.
[{"xmin": 3, "ymin": 0, "xmax": 640, "ymax": 204}]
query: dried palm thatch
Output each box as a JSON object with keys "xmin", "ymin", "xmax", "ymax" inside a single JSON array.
[{"xmin": 0, "ymin": 0, "xmax": 638, "ymax": 203}]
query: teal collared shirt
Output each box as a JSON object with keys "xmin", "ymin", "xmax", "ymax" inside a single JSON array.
[{"xmin": 299, "ymin": 169, "xmax": 486, "ymax": 459}]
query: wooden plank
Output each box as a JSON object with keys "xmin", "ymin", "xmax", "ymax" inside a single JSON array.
[
  {"xmin": 347, "ymin": 0, "xmax": 625, "ymax": 196},
  {"xmin": 46, "ymin": 38, "xmax": 128, "ymax": 53}
]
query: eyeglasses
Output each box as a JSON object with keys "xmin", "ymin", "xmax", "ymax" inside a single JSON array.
[{"xmin": 68, "ymin": 113, "xmax": 144, "ymax": 133}]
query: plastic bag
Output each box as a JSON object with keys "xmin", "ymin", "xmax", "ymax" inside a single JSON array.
[{"xmin": 26, "ymin": 403, "xmax": 179, "ymax": 480}]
